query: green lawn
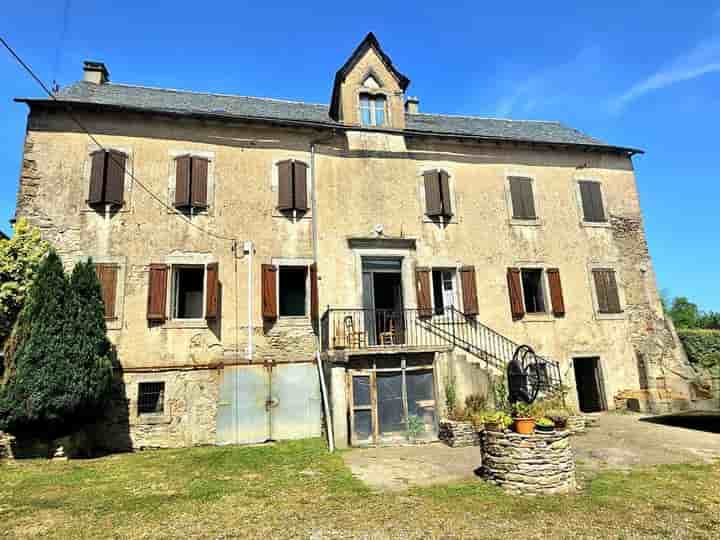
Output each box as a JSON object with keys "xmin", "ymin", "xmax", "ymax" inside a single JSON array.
[{"xmin": 1, "ymin": 439, "xmax": 719, "ymax": 539}]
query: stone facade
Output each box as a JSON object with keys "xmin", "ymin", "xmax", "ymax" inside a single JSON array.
[
  {"xmin": 481, "ymin": 430, "xmax": 576, "ymax": 495},
  {"xmin": 10, "ymin": 33, "xmax": 696, "ymax": 450},
  {"xmin": 438, "ymin": 420, "xmax": 480, "ymax": 447},
  {"xmin": 0, "ymin": 431, "xmax": 15, "ymax": 460}
]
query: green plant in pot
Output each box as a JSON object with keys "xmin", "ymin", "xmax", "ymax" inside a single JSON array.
[
  {"xmin": 545, "ymin": 408, "xmax": 569, "ymax": 430},
  {"xmin": 511, "ymin": 402, "xmax": 536, "ymax": 434},
  {"xmin": 535, "ymin": 417, "xmax": 555, "ymax": 433},
  {"xmin": 482, "ymin": 412, "xmax": 503, "ymax": 432}
]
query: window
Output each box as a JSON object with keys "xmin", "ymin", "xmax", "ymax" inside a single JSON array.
[
  {"xmin": 359, "ymin": 93, "xmax": 387, "ymax": 126},
  {"xmin": 423, "ymin": 170, "xmax": 452, "ymax": 218},
  {"xmin": 579, "ymin": 181, "xmax": 606, "ymax": 222},
  {"xmin": 521, "ymin": 269, "xmax": 546, "ymax": 313},
  {"xmin": 88, "ymin": 149, "xmax": 126, "ymax": 207},
  {"xmin": 509, "ymin": 177, "xmax": 537, "ymax": 220},
  {"xmin": 94, "ymin": 264, "xmax": 118, "ymax": 319},
  {"xmin": 174, "ymin": 156, "xmax": 209, "ymax": 211},
  {"xmin": 172, "ymin": 266, "xmax": 205, "ymax": 319},
  {"xmin": 277, "ymin": 160, "xmax": 308, "ymax": 213},
  {"xmin": 432, "ymin": 270, "xmax": 457, "ymax": 315},
  {"xmin": 592, "ymin": 269, "xmax": 622, "ymax": 314},
  {"xmin": 138, "ymin": 382, "xmax": 164, "ymax": 414},
  {"xmin": 279, "ymin": 266, "xmax": 307, "ymax": 317}
]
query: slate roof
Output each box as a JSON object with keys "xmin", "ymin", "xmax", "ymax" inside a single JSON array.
[{"xmin": 17, "ymin": 81, "xmax": 641, "ymax": 153}]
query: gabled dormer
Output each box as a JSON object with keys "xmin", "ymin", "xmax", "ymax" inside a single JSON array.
[{"xmin": 329, "ymin": 33, "xmax": 410, "ymax": 130}]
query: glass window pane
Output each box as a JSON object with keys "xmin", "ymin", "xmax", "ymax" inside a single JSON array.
[
  {"xmin": 377, "ymin": 372, "xmax": 404, "ymax": 434},
  {"xmin": 361, "ymin": 107, "xmax": 371, "ymax": 126},
  {"xmin": 375, "ymin": 96, "xmax": 386, "ymax": 126},
  {"xmin": 352, "ymin": 376, "xmax": 371, "ymax": 406},
  {"xmin": 407, "ymin": 370, "xmax": 436, "ymax": 438},
  {"xmin": 353, "ymin": 410, "xmax": 372, "ymax": 440}
]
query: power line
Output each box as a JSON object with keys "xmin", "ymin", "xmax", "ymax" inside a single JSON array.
[
  {"xmin": 52, "ymin": 0, "xmax": 72, "ymax": 90},
  {"xmin": 1, "ymin": 36, "xmax": 237, "ymax": 244}
]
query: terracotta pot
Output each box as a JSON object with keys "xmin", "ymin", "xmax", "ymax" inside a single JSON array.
[{"xmin": 514, "ymin": 417, "xmax": 536, "ymax": 435}]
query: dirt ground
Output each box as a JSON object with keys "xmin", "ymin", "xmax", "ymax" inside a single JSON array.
[{"xmin": 344, "ymin": 411, "xmax": 720, "ymax": 490}]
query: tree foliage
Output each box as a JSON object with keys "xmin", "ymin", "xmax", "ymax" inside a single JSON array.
[
  {"xmin": 0, "ymin": 219, "xmax": 49, "ymax": 347},
  {"xmin": 666, "ymin": 295, "xmax": 720, "ymax": 330},
  {"xmin": 0, "ymin": 251, "xmax": 113, "ymax": 437}
]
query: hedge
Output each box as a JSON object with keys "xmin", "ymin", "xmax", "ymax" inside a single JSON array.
[{"xmin": 678, "ymin": 329, "xmax": 720, "ymax": 369}]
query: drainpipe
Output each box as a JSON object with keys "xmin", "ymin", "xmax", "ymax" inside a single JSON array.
[
  {"xmin": 310, "ymin": 129, "xmax": 337, "ymax": 452},
  {"xmin": 244, "ymin": 240, "xmax": 254, "ymax": 361}
]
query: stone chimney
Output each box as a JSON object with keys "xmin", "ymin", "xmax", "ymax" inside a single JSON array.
[
  {"xmin": 405, "ymin": 96, "xmax": 420, "ymax": 114},
  {"xmin": 83, "ymin": 61, "xmax": 110, "ymax": 84}
]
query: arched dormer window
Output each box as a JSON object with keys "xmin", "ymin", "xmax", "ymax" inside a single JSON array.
[{"xmin": 359, "ymin": 93, "xmax": 387, "ymax": 127}]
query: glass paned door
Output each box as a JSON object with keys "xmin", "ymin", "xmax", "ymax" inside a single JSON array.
[
  {"xmin": 377, "ymin": 372, "xmax": 405, "ymax": 437},
  {"xmin": 406, "ymin": 370, "xmax": 437, "ymax": 440},
  {"xmin": 351, "ymin": 375, "xmax": 373, "ymax": 443}
]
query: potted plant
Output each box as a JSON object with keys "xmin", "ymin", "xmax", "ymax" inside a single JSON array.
[
  {"xmin": 535, "ymin": 417, "xmax": 555, "ymax": 433},
  {"xmin": 545, "ymin": 409, "xmax": 569, "ymax": 430},
  {"xmin": 482, "ymin": 412, "xmax": 504, "ymax": 432},
  {"xmin": 511, "ymin": 402, "xmax": 536, "ymax": 435}
]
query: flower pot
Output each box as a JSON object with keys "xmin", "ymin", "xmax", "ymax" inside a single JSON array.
[
  {"xmin": 535, "ymin": 424, "xmax": 554, "ymax": 433},
  {"xmin": 513, "ymin": 417, "xmax": 536, "ymax": 435}
]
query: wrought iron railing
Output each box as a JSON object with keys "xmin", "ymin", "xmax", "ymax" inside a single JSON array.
[{"xmin": 321, "ymin": 306, "xmax": 562, "ymax": 391}]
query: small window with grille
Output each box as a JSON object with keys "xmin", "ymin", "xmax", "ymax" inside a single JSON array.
[{"xmin": 137, "ymin": 382, "xmax": 165, "ymax": 414}]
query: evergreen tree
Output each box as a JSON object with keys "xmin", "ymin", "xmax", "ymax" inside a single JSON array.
[{"xmin": 0, "ymin": 252, "xmax": 113, "ymax": 437}]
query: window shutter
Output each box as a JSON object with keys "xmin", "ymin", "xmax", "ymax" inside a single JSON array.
[
  {"xmin": 580, "ymin": 181, "xmax": 605, "ymax": 222},
  {"xmin": 460, "ymin": 266, "xmax": 479, "ymax": 316},
  {"xmin": 423, "ymin": 171, "xmax": 442, "ymax": 216},
  {"xmin": 88, "ymin": 150, "xmax": 106, "ymax": 205},
  {"xmin": 510, "ymin": 177, "xmax": 535, "ymax": 219},
  {"xmin": 415, "ymin": 267, "xmax": 432, "ymax": 317},
  {"xmin": 606, "ymin": 270, "xmax": 621, "ymax": 313},
  {"xmin": 147, "ymin": 264, "xmax": 168, "ymax": 321},
  {"xmin": 191, "ymin": 157, "xmax": 209, "ymax": 209},
  {"xmin": 547, "ymin": 268, "xmax": 565, "ymax": 317},
  {"xmin": 594, "ymin": 269, "xmax": 621, "ymax": 314},
  {"xmin": 277, "ymin": 160, "xmax": 293, "ymax": 211},
  {"xmin": 593, "ymin": 270, "xmax": 609, "ymax": 313},
  {"xmin": 439, "ymin": 170, "xmax": 452, "ymax": 217},
  {"xmin": 174, "ymin": 155, "xmax": 191, "ymax": 207},
  {"xmin": 95, "ymin": 264, "xmax": 118, "ymax": 319},
  {"xmin": 261, "ymin": 264, "xmax": 278, "ymax": 320},
  {"xmin": 309, "ymin": 263, "xmax": 319, "ymax": 321},
  {"xmin": 590, "ymin": 183, "xmax": 606, "ymax": 222},
  {"xmin": 205, "ymin": 262, "xmax": 219, "ymax": 320},
  {"xmin": 293, "ymin": 162, "xmax": 308, "ymax": 212},
  {"xmin": 507, "ymin": 268, "xmax": 525, "ymax": 320},
  {"xmin": 104, "ymin": 150, "xmax": 126, "ymax": 206}
]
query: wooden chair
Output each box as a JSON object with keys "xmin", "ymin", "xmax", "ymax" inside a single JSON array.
[
  {"xmin": 379, "ymin": 318, "xmax": 396, "ymax": 346},
  {"xmin": 344, "ymin": 315, "xmax": 367, "ymax": 350}
]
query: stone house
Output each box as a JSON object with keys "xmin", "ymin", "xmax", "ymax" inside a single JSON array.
[{"xmin": 11, "ymin": 33, "xmax": 694, "ymax": 450}]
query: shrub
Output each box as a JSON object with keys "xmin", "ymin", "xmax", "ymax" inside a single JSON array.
[
  {"xmin": 678, "ymin": 329, "xmax": 720, "ymax": 370},
  {"xmin": 0, "ymin": 252, "xmax": 113, "ymax": 437},
  {"xmin": 464, "ymin": 393, "xmax": 487, "ymax": 415}
]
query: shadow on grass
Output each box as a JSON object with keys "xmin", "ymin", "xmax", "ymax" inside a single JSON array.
[{"xmin": 640, "ymin": 411, "xmax": 720, "ymax": 433}]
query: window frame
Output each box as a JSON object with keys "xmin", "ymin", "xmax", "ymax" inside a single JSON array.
[
  {"xmin": 588, "ymin": 264, "xmax": 626, "ymax": 320},
  {"xmin": 137, "ymin": 381, "xmax": 165, "ymax": 415},
  {"xmin": 520, "ymin": 268, "xmax": 548, "ymax": 315},
  {"xmin": 161, "ymin": 254, "xmax": 217, "ymax": 328},
  {"xmin": 505, "ymin": 173, "xmax": 542, "ymax": 226},
  {"xmin": 358, "ymin": 92, "xmax": 388, "ymax": 127},
  {"xmin": 272, "ymin": 258, "xmax": 314, "ymax": 321},
  {"xmin": 430, "ymin": 268, "xmax": 459, "ymax": 315},
  {"xmin": 513, "ymin": 263, "xmax": 556, "ymax": 322},
  {"xmin": 575, "ymin": 178, "xmax": 610, "ymax": 227},
  {"xmin": 170, "ymin": 264, "xmax": 207, "ymax": 321}
]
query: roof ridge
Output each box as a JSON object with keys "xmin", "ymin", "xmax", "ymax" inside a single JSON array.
[
  {"xmin": 408, "ymin": 111, "xmax": 563, "ymax": 125},
  {"xmin": 77, "ymin": 81, "xmax": 330, "ymax": 108}
]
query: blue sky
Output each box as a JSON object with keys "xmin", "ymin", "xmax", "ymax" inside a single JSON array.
[{"xmin": 1, "ymin": 1, "xmax": 719, "ymax": 310}]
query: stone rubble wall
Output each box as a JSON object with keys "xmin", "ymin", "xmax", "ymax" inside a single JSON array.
[
  {"xmin": 481, "ymin": 430, "xmax": 576, "ymax": 495},
  {"xmin": 0, "ymin": 431, "xmax": 15, "ymax": 460},
  {"xmin": 438, "ymin": 420, "xmax": 480, "ymax": 447}
]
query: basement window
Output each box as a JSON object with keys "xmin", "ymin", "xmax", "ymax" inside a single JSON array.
[
  {"xmin": 279, "ymin": 266, "xmax": 307, "ymax": 317},
  {"xmin": 521, "ymin": 269, "xmax": 547, "ymax": 314},
  {"xmin": 138, "ymin": 382, "xmax": 165, "ymax": 414},
  {"xmin": 172, "ymin": 266, "xmax": 205, "ymax": 319}
]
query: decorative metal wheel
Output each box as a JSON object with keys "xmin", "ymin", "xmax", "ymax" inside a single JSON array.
[{"xmin": 512, "ymin": 345, "xmax": 546, "ymax": 404}]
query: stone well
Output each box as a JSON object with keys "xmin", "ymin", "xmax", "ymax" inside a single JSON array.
[
  {"xmin": 481, "ymin": 430, "xmax": 576, "ymax": 495},
  {"xmin": 439, "ymin": 420, "xmax": 480, "ymax": 447}
]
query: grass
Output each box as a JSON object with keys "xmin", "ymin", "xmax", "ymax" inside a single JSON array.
[{"xmin": 1, "ymin": 439, "xmax": 719, "ymax": 539}]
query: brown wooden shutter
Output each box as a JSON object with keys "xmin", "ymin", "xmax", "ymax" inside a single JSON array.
[
  {"xmin": 606, "ymin": 271, "xmax": 621, "ymax": 313},
  {"xmin": 510, "ymin": 177, "xmax": 536, "ymax": 219},
  {"xmin": 580, "ymin": 181, "xmax": 605, "ymax": 222},
  {"xmin": 95, "ymin": 264, "xmax": 118, "ymax": 319},
  {"xmin": 262, "ymin": 264, "xmax": 278, "ymax": 320},
  {"xmin": 547, "ymin": 268, "xmax": 565, "ymax": 317},
  {"xmin": 174, "ymin": 155, "xmax": 191, "ymax": 207},
  {"xmin": 104, "ymin": 150, "xmax": 126, "ymax": 206},
  {"xmin": 191, "ymin": 157, "xmax": 209, "ymax": 209},
  {"xmin": 424, "ymin": 170, "xmax": 442, "ymax": 216},
  {"xmin": 293, "ymin": 162, "xmax": 308, "ymax": 212},
  {"xmin": 439, "ymin": 170, "xmax": 452, "ymax": 217},
  {"xmin": 88, "ymin": 150, "xmax": 106, "ymax": 205},
  {"xmin": 309, "ymin": 263, "xmax": 319, "ymax": 321},
  {"xmin": 415, "ymin": 267, "xmax": 432, "ymax": 317},
  {"xmin": 147, "ymin": 264, "xmax": 168, "ymax": 321},
  {"xmin": 277, "ymin": 160, "xmax": 293, "ymax": 211},
  {"xmin": 460, "ymin": 266, "xmax": 479, "ymax": 316},
  {"xmin": 507, "ymin": 268, "xmax": 525, "ymax": 320},
  {"xmin": 205, "ymin": 262, "xmax": 219, "ymax": 320},
  {"xmin": 594, "ymin": 269, "xmax": 621, "ymax": 314}
]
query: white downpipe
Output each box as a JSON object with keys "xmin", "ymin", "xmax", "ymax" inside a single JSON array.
[{"xmin": 245, "ymin": 241, "xmax": 254, "ymax": 361}]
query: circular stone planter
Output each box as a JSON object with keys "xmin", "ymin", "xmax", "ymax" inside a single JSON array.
[
  {"xmin": 439, "ymin": 420, "xmax": 481, "ymax": 447},
  {"xmin": 481, "ymin": 430, "xmax": 576, "ymax": 495}
]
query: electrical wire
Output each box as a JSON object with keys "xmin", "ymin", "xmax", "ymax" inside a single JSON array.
[{"xmin": 1, "ymin": 35, "xmax": 237, "ymax": 244}]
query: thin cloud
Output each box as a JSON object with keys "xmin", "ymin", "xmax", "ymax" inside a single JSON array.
[{"xmin": 611, "ymin": 36, "xmax": 720, "ymax": 111}]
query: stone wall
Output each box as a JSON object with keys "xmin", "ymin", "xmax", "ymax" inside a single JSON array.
[
  {"xmin": 0, "ymin": 431, "xmax": 14, "ymax": 460},
  {"xmin": 438, "ymin": 420, "xmax": 480, "ymax": 447},
  {"xmin": 481, "ymin": 430, "xmax": 576, "ymax": 495}
]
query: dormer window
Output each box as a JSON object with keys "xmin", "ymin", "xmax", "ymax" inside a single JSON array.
[{"xmin": 359, "ymin": 93, "xmax": 386, "ymax": 126}]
